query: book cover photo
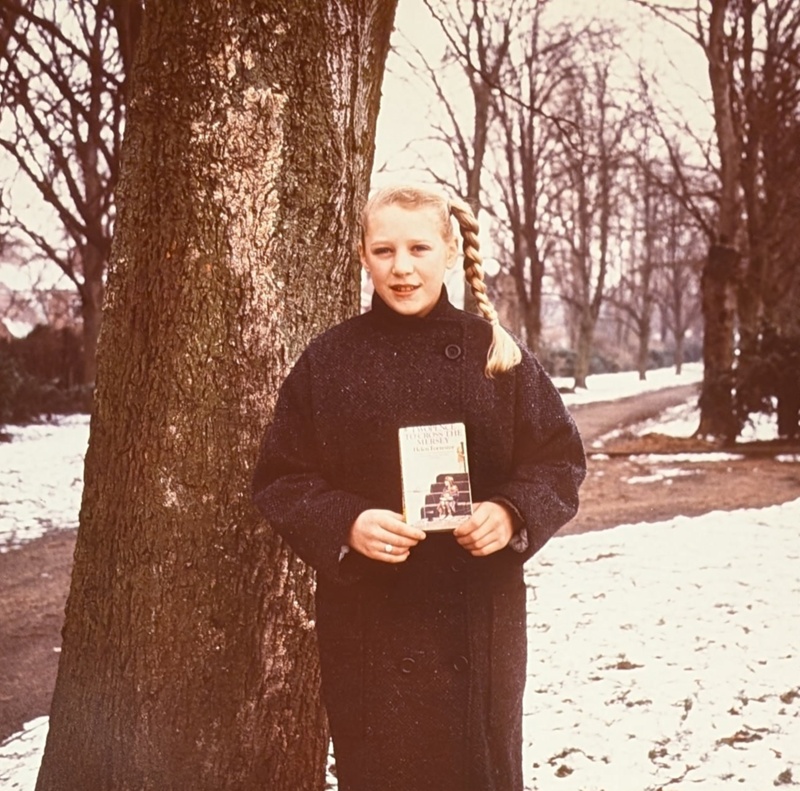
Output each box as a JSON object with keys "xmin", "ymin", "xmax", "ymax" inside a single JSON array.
[{"xmin": 398, "ymin": 422, "xmax": 473, "ymax": 531}]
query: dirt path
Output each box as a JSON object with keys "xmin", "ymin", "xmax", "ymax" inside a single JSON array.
[
  {"xmin": 2, "ymin": 385, "xmax": 799, "ymax": 744},
  {"xmin": 0, "ymin": 530, "xmax": 75, "ymax": 744},
  {"xmin": 564, "ymin": 383, "xmax": 800, "ymax": 536},
  {"xmin": 569, "ymin": 383, "xmax": 699, "ymax": 443}
]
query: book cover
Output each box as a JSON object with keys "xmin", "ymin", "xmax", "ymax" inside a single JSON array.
[{"xmin": 398, "ymin": 422, "xmax": 473, "ymax": 531}]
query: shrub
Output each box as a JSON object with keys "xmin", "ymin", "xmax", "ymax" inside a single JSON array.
[
  {"xmin": 541, "ymin": 348, "xmax": 575, "ymax": 378},
  {"xmin": 0, "ymin": 341, "xmax": 91, "ymax": 427}
]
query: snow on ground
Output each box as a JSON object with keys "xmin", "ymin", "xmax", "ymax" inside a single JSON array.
[
  {"xmin": 2, "ymin": 364, "xmax": 798, "ymax": 790},
  {"xmin": 0, "ymin": 415, "xmax": 89, "ymax": 552},
  {"xmin": 0, "ymin": 720, "xmax": 46, "ymax": 791},
  {"xmin": 522, "ymin": 499, "xmax": 800, "ymax": 791},
  {"xmin": 605, "ymin": 394, "xmax": 780, "ymax": 446},
  {"xmin": 554, "ymin": 362, "xmax": 703, "ymax": 407}
]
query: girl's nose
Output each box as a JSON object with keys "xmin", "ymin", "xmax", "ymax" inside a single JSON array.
[{"xmin": 391, "ymin": 251, "xmax": 414, "ymax": 275}]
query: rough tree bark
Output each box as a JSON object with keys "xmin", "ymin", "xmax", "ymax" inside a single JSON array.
[{"xmin": 35, "ymin": 2, "xmax": 396, "ymax": 790}]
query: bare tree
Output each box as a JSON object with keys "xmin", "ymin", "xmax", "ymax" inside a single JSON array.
[
  {"xmin": 629, "ymin": 63, "xmax": 713, "ymax": 379},
  {"xmin": 0, "ymin": 0, "xmax": 140, "ymax": 384},
  {"xmin": 489, "ymin": 3, "xmax": 573, "ymax": 352},
  {"xmin": 734, "ymin": 0, "xmax": 800, "ymax": 437},
  {"xmin": 608, "ymin": 156, "xmax": 660, "ymax": 381},
  {"xmin": 735, "ymin": 0, "xmax": 800, "ymax": 343},
  {"xmin": 693, "ymin": 4, "xmax": 740, "ymax": 440},
  {"xmin": 394, "ymin": 0, "xmax": 529, "ymax": 313},
  {"xmin": 34, "ymin": 1, "xmax": 397, "ymax": 789},
  {"xmin": 655, "ymin": 195, "xmax": 704, "ymax": 376},
  {"xmin": 550, "ymin": 36, "xmax": 631, "ymax": 389},
  {"xmin": 415, "ymin": 0, "xmax": 527, "ymax": 204},
  {"xmin": 632, "ymin": 0, "xmax": 740, "ymax": 434},
  {"xmin": 610, "ymin": 152, "xmax": 706, "ymax": 379}
]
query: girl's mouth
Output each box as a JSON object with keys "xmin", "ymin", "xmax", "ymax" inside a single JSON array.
[{"xmin": 391, "ymin": 284, "xmax": 419, "ymax": 293}]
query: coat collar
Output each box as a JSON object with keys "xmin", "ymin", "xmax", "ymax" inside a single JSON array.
[{"xmin": 368, "ymin": 286, "xmax": 460, "ymax": 328}]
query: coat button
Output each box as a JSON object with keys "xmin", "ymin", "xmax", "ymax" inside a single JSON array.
[
  {"xmin": 453, "ymin": 655, "xmax": 469, "ymax": 672},
  {"xmin": 400, "ymin": 657, "xmax": 416, "ymax": 674},
  {"xmin": 451, "ymin": 557, "xmax": 466, "ymax": 572},
  {"xmin": 444, "ymin": 343, "xmax": 462, "ymax": 360}
]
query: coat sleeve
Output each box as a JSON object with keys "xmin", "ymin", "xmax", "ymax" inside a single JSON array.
[
  {"xmin": 251, "ymin": 352, "xmax": 373, "ymax": 584},
  {"xmin": 489, "ymin": 348, "xmax": 587, "ymax": 562}
]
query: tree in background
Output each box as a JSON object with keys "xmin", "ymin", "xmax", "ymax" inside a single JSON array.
[
  {"xmin": 390, "ymin": 3, "xmax": 708, "ymax": 382},
  {"xmin": 608, "ymin": 150, "xmax": 660, "ymax": 381},
  {"xmin": 407, "ymin": 0, "xmax": 525, "ymax": 313},
  {"xmin": 637, "ymin": 0, "xmax": 800, "ymax": 439},
  {"xmin": 0, "ymin": 0, "xmax": 141, "ymax": 384},
  {"xmin": 418, "ymin": 0, "xmax": 518, "ymax": 205},
  {"xmin": 654, "ymin": 196, "xmax": 704, "ymax": 377},
  {"xmin": 631, "ymin": 63, "xmax": 712, "ymax": 380},
  {"xmin": 409, "ymin": 0, "xmax": 577, "ymax": 350},
  {"xmin": 34, "ymin": 1, "xmax": 396, "ymax": 789},
  {"xmin": 732, "ymin": 0, "xmax": 800, "ymax": 438},
  {"xmin": 490, "ymin": 1, "xmax": 573, "ymax": 353},
  {"xmin": 607, "ymin": 130, "xmax": 704, "ymax": 381},
  {"xmin": 695, "ymin": 0, "xmax": 743, "ymax": 439},
  {"xmin": 550, "ymin": 31, "xmax": 631, "ymax": 389}
]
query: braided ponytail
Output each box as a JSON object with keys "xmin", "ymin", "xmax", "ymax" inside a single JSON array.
[{"xmin": 448, "ymin": 198, "xmax": 521, "ymax": 377}]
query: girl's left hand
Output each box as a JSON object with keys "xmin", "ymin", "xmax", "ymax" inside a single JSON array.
[{"xmin": 453, "ymin": 501, "xmax": 515, "ymax": 557}]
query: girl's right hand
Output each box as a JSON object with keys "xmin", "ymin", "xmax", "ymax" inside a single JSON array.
[{"xmin": 348, "ymin": 509, "xmax": 426, "ymax": 563}]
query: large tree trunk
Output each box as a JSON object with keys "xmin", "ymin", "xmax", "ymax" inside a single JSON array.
[
  {"xmin": 698, "ymin": 0, "xmax": 742, "ymax": 438},
  {"xmin": 36, "ymin": 2, "xmax": 396, "ymax": 790}
]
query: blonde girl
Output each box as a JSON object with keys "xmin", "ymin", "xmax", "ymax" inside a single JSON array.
[{"xmin": 254, "ymin": 183, "xmax": 586, "ymax": 791}]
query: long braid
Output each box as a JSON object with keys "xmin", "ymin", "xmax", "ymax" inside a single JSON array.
[{"xmin": 449, "ymin": 199, "xmax": 522, "ymax": 377}]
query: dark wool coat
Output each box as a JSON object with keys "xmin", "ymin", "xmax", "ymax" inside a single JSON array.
[{"xmin": 252, "ymin": 289, "xmax": 586, "ymax": 791}]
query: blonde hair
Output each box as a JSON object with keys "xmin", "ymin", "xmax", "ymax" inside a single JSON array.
[{"xmin": 361, "ymin": 184, "xmax": 522, "ymax": 377}]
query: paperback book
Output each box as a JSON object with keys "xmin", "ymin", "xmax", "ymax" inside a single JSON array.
[{"xmin": 398, "ymin": 422, "xmax": 473, "ymax": 531}]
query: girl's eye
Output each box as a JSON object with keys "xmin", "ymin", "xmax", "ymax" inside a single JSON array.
[
  {"xmin": 413, "ymin": 244, "xmax": 431, "ymax": 253},
  {"xmin": 372, "ymin": 246, "xmax": 392, "ymax": 256}
]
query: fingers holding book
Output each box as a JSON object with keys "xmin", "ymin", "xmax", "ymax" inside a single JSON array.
[
  {"xmin": 349, "ymin": 508, "xmax": 427, "ymax": 563},
  {"xmin": 453, "ymin": 501, "xmax": 515, "ymax": 557}
]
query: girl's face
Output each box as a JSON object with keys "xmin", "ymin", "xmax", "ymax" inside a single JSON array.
[{"xmin": 360, "ymin": 203, "xmax": 457, "ymax": 318}]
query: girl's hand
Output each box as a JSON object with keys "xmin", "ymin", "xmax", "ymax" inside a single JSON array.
[
  {"xmin": 348, "ymin": 509, "xmax": 427, "ymax": 563},
  {"xmin": 453, "ymin": 501, "xmax": 515, "ymax": 557}
]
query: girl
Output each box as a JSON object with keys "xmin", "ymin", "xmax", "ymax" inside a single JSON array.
[
  {"xmin": 253, "ymin": 184, "xmax": 586, "ymax": 791},
  {"xmin": 437, "ymin": 475, "xmax": 460, "ymax": 519}
]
